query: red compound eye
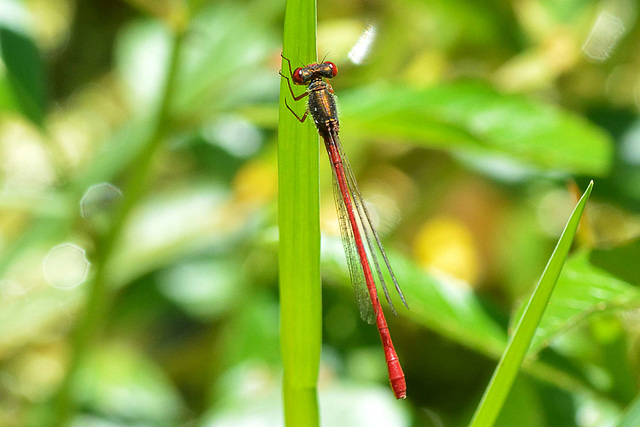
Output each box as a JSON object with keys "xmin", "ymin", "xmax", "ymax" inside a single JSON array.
[
  {"xmin": 326, "ymin": 61, "xmax": 338, "ymax": 77},
  {"xmin": 292, "ymin": 67, "xmax": 304, "ymax": 84}
]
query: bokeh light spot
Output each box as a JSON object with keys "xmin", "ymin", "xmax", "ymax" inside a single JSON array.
[
  {"xmin": 80, "ymin": 182, "xmax": 123, "ymax": 218},
  {"xmin": 42, "ymin": 243, "xmax": 90, "ymax": 289},
  {"xmin": 582, "ymin": 12, "xmax": 625, "ymax": 62}
]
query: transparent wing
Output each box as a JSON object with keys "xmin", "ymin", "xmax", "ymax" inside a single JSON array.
[
  {"xmin": 334, "ymin": 134, "xmax": 408, "ymax": 312},
  {"xmin": 331, "ymin": 165, "xmax": 376, "ymax": 324}
]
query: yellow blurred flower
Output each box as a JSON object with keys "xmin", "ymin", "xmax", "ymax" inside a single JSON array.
[
  {"xmin": 413, "ymin": 217, "xmax": 480, "ymax": 285},
  {"xmin": 233, "ymin": 159, "xmax": 277, "ymax": 208}
]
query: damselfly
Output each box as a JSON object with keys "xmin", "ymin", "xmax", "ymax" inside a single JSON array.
[{"xmin": 280, "ymin": 54, "xmax": 408, "ymax": 399}]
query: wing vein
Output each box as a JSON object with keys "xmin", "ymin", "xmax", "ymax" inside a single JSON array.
[{"xmin": 333, "ymin": 133, "xmax": 408, "ymax": 310}]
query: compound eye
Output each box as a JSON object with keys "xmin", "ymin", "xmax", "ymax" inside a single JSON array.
[
  {"xmin": 292, "ymin": 67, "xmax": 305, "ymax": 84},
  {"xmin": 326, "ymin": 62, "xmax": 338, "ymax": 77}
]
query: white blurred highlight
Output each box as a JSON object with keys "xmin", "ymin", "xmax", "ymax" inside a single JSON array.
[
  {"xmin": 348, "ymin": 24, "xmax": 377, "ymax": 65},
  {"xmin": 42, "ymin": 243, "xmax": 90, "ymax": 289},
  {"xmin": 0, "ymin": 279, "xmax": 29, "ymax": 296},
  {"xmin": 202, "ymin": 115, "xmax": 262, "ymax": 158},
  {"xmin": 621, "ymin": 121, "xmax": 640, "ymax": 164},
  {"xmin": 582, "ymin": 12, "xmax": 626, "ymax": 62},
  {"xmin": 0, "ymin": 122, "xmax": 54, "ymax": 192}
]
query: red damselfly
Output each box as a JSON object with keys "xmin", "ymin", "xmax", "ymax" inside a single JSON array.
[{"xmin": 280, "ymin": 54, "xmax": 408, "ymax": 399}]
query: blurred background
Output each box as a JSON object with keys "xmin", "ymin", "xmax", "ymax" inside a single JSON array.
[{"xmin": 1, "ymin": 0, "xmax": 640, "ymax": 425}]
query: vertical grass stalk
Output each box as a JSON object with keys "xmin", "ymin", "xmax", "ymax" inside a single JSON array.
[{"xmin": 278, "ymin": 0, "xmax": 321, "ymax": 426}]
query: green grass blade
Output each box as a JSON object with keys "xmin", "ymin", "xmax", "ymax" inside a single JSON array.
[
  {"xmin": 469, "ymin": 181, "xmax": 594, "ymax": 427},
  {"xmin": 278, "ymin": 1, "xmax": 321, "ymax": 426}
]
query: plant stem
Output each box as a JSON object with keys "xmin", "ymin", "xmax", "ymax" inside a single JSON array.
[{"xmin": 52, "ymin": 23, "xmax": 185, "ymax": 427}]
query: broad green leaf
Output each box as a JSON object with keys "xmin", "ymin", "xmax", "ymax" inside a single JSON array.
[
  {"xmin": 590, "ymin": 239, "xmax": 640, "ymax": 286},
  {"xmin": 115, "ymin": 2, "xmax": 278, "ymax": 119},
  {"xmin": 529, "ymin": 251, "xmax": 640, "ymax": 354},
  {"xmin": 339, "ymin": 83, "xmax": 612, "ymax": 176},
  {"xmin": 171, "ymin": 1, "xmax": 278, "ymax": 116},
  {"xmin": 618, "ymin": 393, "xmax": 640, "ymax": 427},
  {"xmin": 115, "ymin": 19, "xmax": 172, "ymax": 114},
  {"xmin": 0, "ymin": 286, "xmax": 82, "ymax": 356},
  {"xmin": 396, "ymin": 253, "xmax": 507, "ymax": 357},
  {"xmin": 77, "ymin": 345, "xmax": 183, "ymax": 423},
  {"xmin": 0, "ymin": 71, "xmax": 19, "ymax": 111},
  {"xmin": 323, "ymin": 239, "xmax": 507, "ymax": 358},
  {"xmin": 470, "ymin": 181, "xmax": 592, "ymax": 427},
  {"xmin": 0, "ymin": 26, "xmax": 47, "ymax": 126}
]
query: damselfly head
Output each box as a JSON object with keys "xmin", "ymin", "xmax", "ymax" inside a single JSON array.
[{"xmin": 292, "ymin": 62, "xmax": 338, "ymax": 85}]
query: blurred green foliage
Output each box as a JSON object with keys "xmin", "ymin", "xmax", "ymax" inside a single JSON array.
[{"xmin": 0, "ymin": 0, "xmax": 639, "ymax": 426}]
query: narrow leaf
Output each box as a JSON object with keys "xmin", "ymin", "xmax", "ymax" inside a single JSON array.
[{"xmin": 469, "ymin": 181, "xmax": 593, "ymax": 427}]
